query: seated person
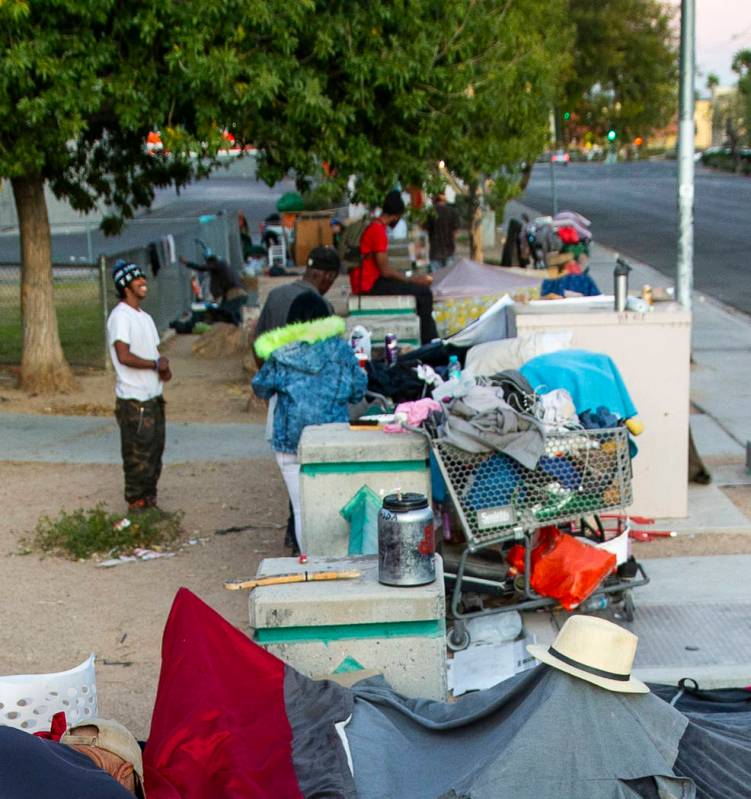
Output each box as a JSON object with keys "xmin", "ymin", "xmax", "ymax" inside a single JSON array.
[
  {"xmin": 179, "ymin": 254, "xmax": 248, "ymax": 326},
  {"xmin": 349, "ymin": 190, "xmax": 438, "ymax": 345}
]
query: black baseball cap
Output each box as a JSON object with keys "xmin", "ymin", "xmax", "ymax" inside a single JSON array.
[
  {"xmin": 307, "ymin": 246, "xmax": 341, "ymax": 272},
  {"xmin": 382, "ymin": 190, "xmax": 405, "ymax": 216}
]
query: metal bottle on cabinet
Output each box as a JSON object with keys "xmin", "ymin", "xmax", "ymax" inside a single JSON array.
[
  {"xmin": 614, "ymin": 256, "xmax": 632, "ymax": 312},
  {"xmin": 378, "ymin": 492, "xmax": 435, "ymax": 586}
]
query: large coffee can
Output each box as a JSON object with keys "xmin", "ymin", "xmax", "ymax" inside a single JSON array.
[{"xmin": 378, "ymin": 492, "xmax": 435, "ymax": 586}]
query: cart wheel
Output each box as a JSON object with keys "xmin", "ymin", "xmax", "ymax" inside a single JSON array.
[
  {"xmin": 620, "ymin": 591, "xmax": 635, "ymax": 623},
  {"xmin": 447, "ymin": 623, "xmax": 470, "ymax": 652}
]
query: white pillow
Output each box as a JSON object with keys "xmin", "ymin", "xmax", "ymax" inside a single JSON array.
[{"xmin": 464, "ymin": 331, "xmax": 573, "ymax": 376}]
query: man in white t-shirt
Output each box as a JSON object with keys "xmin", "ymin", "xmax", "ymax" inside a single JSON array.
[{"xmin": 107, "ymin": 260, "xmax": 172, "ymax": 512}]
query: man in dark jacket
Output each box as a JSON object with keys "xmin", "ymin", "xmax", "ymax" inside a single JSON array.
[
  {"xmin": 179, "ymin": 254, "xmax": 248, "ymax": 325},
  {"xmin": 252, "ymin": 246, "xmax": 340, "ymax": 363},
  {"xmin": 425, "ymin": 192, "xmax": 459, "ymax": 272}
]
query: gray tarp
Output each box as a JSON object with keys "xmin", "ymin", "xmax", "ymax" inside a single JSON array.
[
  {"xmin": 431, "ymin": 258, "xmax": 536, "ymax": 300},
  {"xmin": 347, "ymin": 666, "xmax": 694, "ymax": 799}
]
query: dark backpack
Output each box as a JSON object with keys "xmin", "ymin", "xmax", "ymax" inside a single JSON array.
[{"xmin": 337, "ymin": 215, "xmax": 372, "ymax": 272}]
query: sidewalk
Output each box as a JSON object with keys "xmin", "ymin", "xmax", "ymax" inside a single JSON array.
[
  {"xmin": 507, "ymin": 199, "xmax": 751, "ymax": 536},
  {"xmin": 0, "ymin": 413, "xmax": 270, "ymax": 463},
  {"xmin": 3, "ymin": 204, "xmax": 751, "ymax": 692},
  {"xmin": 525, "ymin": 554, "xmax": 751, "ymax": 687},
  {"xmin": 499, "ymin": 201, "xmax": 751, "ymax": 686}
]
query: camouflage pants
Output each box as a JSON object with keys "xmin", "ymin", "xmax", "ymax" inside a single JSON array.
[{"xmin": 115, "ymin": 397, "xmax": 166, "ymax": 504}]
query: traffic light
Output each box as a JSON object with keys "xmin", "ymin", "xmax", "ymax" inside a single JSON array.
[
  {"xmin": 607, "ymin": 129, "xmax": 617, "ymax": 142},
  {"xmin": 563, "ymin": 111, "xmax": 571, "ymax": 121}
]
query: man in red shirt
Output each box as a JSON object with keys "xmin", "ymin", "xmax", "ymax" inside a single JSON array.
[{"xmin": 350, "ymin": 190, "xmax": 438, "ymax": 344}]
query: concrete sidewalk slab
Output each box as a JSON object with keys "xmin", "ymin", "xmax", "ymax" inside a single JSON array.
[
  {"xmin": 691, "ymin": 351, "xmax": 751, "ymax": 447},
  {"xmin": 689, "ymin": 413, "xmax": 744, "ymax": 464},
  {"xmin": 708, "ymin": 463, "xmax": 751, "ymax": 487},
  {"xmin": 653, "ymin": 483, "xmax": 751, "ymax": 535},
  {"xmin": 523, "ymin": 555, "xmax": 751, "ymax": 687},
  {"xmin": 634, "ymin": 554, "xmax": 751, "ymax": 604},
  {"xmin": 0, "ymin": 413, "xmax": 271, "ymax": 464}
]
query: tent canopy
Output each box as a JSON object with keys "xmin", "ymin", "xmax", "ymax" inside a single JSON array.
[{"xmin": 432, "ymin": 257, "xmax": 536, "ymax": 300}]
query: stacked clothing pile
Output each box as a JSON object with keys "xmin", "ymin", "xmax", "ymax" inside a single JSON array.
[{"xmin": 408, "ymin": 350, "xmax": 640, "ymax": 536}]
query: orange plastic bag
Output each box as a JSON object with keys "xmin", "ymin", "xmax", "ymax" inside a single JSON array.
[{"xmin": 506, "ymin": 527, "xmax": 616, "ymax": 610}]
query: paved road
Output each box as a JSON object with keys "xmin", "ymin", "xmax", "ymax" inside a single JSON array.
[
  {"xmin": 0, "ymin": 160, "xmax": 294, "ymax": 263},
  {"xmin": 522, "ymin": 160, "xmax": 751, "ymax": 315}
]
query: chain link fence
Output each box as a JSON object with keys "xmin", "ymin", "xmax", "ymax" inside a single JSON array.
[
  {"xmin": 0, "ymin": 211, "xmax": 245, "ymax": 369},
  {"xmin": 0, "ymin": 262, "xmax": 107, "ymax": 367}
]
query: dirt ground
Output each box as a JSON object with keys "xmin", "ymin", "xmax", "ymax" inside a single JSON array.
[
  {"xmin": 0, "ymin": 331, "xmax": 278, "ymax": 739},
  {"xmin": 2, "ymin": 330, "xmax": 751, "ymax": 739},
  {"xmin": 0, "ymin": 332, "xmax": 268, "ymax": 424}
]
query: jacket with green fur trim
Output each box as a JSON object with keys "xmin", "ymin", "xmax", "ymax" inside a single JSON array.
[{"xmin": 252, "ymin": 316, "xmax": 367, "ymax": 453}]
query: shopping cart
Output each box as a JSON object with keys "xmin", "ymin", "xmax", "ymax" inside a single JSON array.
[{"xmin": 429, "ymin": 426, "xmax": 650, "ymax": 650}]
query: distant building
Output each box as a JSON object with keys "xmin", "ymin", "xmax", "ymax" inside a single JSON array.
[{"xmin": 648, "ymin": 98, "xmax": 714, "ymax": 151}]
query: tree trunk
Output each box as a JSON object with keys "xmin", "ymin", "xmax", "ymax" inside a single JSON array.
[
  {"xmin": 469, "ymin": 181, "xmax": 483, "ymax": 262},
  {"xmin": 11, "ymin": 174, "xmax": 77, "ymax": 393}
]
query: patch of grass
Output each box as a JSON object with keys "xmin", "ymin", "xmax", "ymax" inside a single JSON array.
[
  {"xmin": 24, "ymin": 504, "xmax": 184, "ymax": 560},
  {"xmin": 0, "ymin": 277, "xmax": 104, "ymax": 367}
]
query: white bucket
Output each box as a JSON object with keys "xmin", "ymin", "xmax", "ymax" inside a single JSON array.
[{"xmin": 0, "ymin": 654, "xmax": 97, "ymax": 732}]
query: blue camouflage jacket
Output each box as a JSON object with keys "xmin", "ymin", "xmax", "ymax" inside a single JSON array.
[{"xmin": 252, "ymin": 316, "xmax": 368, "ymax": 453}]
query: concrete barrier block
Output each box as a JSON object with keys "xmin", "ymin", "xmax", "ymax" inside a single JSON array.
[
  {"xmin": 347, "ymin": 295, "xmax": 417, "ymax": 313},
  {"xmin": 298, "ymin": 423, "xmax": 430, "ymax": 556},
  {"xmin": 345, "ymin": 314, "xmax": 421, "ymax": 347},
  {"xmin": 249, "ymin": 555, "xmax": 447, "ymax": 700}
]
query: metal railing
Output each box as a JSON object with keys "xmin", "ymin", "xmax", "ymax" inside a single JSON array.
[{"xmin": 0, "ymin": 262, "xmax": 106, "ymax": 368}]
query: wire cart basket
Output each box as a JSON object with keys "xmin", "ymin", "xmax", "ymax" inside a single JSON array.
[{"xmin": 430, "ymin": 426, "xmax": 649, "ymax": 650}]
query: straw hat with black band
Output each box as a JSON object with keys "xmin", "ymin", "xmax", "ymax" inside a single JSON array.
[{"xmin": 527, "ymin": 614, "xmax": 649, "ymax": 694}]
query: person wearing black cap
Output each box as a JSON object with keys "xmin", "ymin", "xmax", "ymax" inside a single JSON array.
[
  {"xmin": 350, "ymin": 189, "xmax": 438, "ymax": 344},
  {"xmin": 252, "ymin": 245, "xmax": 340, "ymax": 366},
  {"xmin": 107, "ymin": 260, "xmax": 171, "ymax": 512}
]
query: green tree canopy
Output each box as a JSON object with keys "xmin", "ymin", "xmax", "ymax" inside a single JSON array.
[
  {"xmin": 245, "ymin": 0, "xmax": 570, "ymax": 257},
  {"xmin": 2, "ymin": 0, "xmax": 569, "ymax": 390},
  {"xmin": 0, "ymin": 0, "xmax": 310, "ymax": 391},
  {"xmin": 248, "ymin": 0, "xmax": 568, "ymax": 203},
  {"xmin": 560, "ymin": 0, "xmax": 678, "ymax": 144},
  {"xmin": 732, "ymin": 48, "xmax": 751, "ymax": 146}
]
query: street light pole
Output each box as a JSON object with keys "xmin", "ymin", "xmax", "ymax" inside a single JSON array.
[
  {"xmin": 676, "ymin": 0, "xmax": 695, "ymax": 310},
  {"xmin": 549, "ymin": 158, "xmax": 559, "ymax": 216}
]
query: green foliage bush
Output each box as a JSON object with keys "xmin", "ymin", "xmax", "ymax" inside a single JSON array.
[
  {"xmin": 25, "ymin": 504, "xmax": 184, "ymax": 560},
  {"xmin": 302, "ymin": 181, "xmax": 347, "ymax": 212},
  {"xmin": 701, "ymin": 151, "xmax": 751, "ymax": 174}
]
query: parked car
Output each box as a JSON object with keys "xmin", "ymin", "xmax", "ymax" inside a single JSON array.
[{"xmin": 550, "ymin": 149, "xmax": 570, "ymax": 165}]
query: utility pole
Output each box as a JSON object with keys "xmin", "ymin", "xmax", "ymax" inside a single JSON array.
[
  {"xmin": 549, "ymin": 159, "xmax": 559, "ymax": 216},
  {"xmin": 548, "ymin": 110, "xmax": 559, "ymax": 215},
  {"xmin": 676, "ymin": 0, "xmax": 695, "ymax": 310}
]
